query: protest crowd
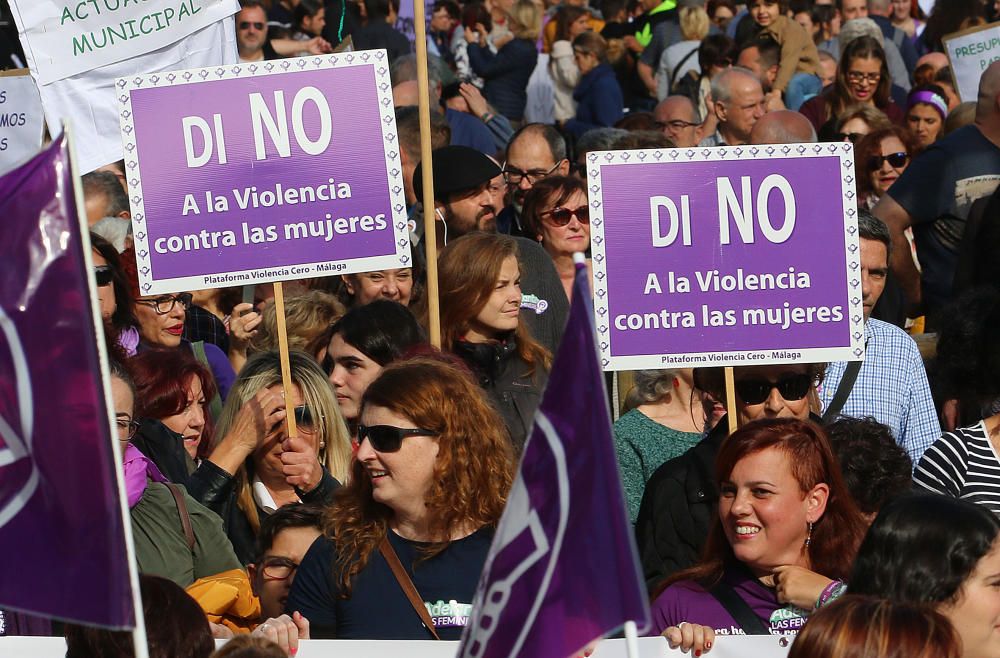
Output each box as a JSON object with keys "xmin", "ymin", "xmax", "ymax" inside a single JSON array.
[{"xmin": 7, "ymin": 0, "xmax": 1000, "ymax": 656}]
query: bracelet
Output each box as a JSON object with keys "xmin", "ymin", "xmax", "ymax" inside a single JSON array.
[
  {"xmin": 481, "ymin": 112, "xmax": 494, "ymax": 123},
  {"xmin": 814, "ymin": 580, "xmax": 847, "ymax": 610}
]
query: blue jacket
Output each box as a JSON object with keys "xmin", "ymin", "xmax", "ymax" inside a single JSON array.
[
  {"xmin": 467, "ymin": 38, "xmax": 538, "ymax": 121},
  {"xmin": 565, "ymin": 63, "xmax": 624, "ymax": 138}
]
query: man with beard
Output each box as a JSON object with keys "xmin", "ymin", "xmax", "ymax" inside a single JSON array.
[{"xmin": 415, "ymin": 145, "xmax": 568, "ymax": 352}]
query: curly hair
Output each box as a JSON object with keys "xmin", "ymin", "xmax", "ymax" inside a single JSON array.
[
  {"xmin": 250, "ymin": 290, "xmax": 346, "ymax": 355},
  {"xmin": 323, "ymin": 357, "xmax": 515, "ymax": 595},
  {"xmin": 825, "ymin": 416, "xmax": 912, "ymax": 516},
  {"xmin": 438, "ymin": 232, "xmax": 552, "ymax": 374}
]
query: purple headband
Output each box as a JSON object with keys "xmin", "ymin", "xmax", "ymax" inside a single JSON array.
[{"xmin": 908, "ymin": 90, "xmax": 948, "ymax": 119}]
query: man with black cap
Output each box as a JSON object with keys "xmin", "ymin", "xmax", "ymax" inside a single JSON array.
[{"xmin": 415, "ymin": 145, "xmax": 569, "ymax": 353}]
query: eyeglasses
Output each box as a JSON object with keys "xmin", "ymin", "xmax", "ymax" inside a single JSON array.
[
  {"xmin": 658, "ymin": 119, "xmax": 700, "ymax": 131},
  {"xmin": 835, "ymin": 132, "xmax": 865, "ymax": 144},
  {"xmin": 94, "ymin": 265, "xmax": 113, "ymax": 287},
  {"xmin": 134, "ymin": 292, "xmax": 193, "ymax": 315},
  {"xmin": 357, "ymin": 424, "xmax": 438, "ymax": 452},
  {"xmin": 116, "ymin": 417, "xmax": 140, "ymax": 439},
  {"xmin": 542, "ymin": 205, "xmax": 590, "ymax": 226},
  {"xmin": 293, "ymin": 405, "xmax": 322, "ymax": 430},
  {"xmin": 734, "ymin": 374, "xmax": 813, "ymax": 405},
  {"xmin": 868, "ymin": 151, "xmax": 909, "ymax": 170},
  {"xmin": 846, "ymin": 71, "xmax": 881, "ymax": 85},
  {"xmin": 260, "ymin": 556, "xmax": 298, "ymax": 581},
  {"xmin": 238, "ymin": 21, "xmax": 265, "ymax": 30},
  {"xmin": 503, "ymin": 161, "xmax": 561, "ymax": 186}
]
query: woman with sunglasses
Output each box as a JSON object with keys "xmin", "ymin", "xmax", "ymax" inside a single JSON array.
[
  {"xmin": 636, "ymin": 363, "xmax": 826, "ymax": 591},
  {"xmin": 831, "ymin": 103, "xmax": 892, "ymax": 145},
  {"xmin": 181, "ymin": 351, "xmax": 353, "ymax": 564},
  {"xmin": 286, "ymin": 357, "xmax": 514, "ymax": 639},
  {"xmin": 800, "ymin": 37, "xmax": 904, "ymax": 138},
  {"xmin": 905, "ymin": 83, "xmax": 948, "ymax": 151},
  {"xmin": 521, "ymin": 176, "xmax": 591, "ymax": 302},
  {"xmin": 653, "ymin": 418, "xmax": 867, "ymax": 654},
  {"xmin": 855, "ymin": 126, "xmax": 919, "ymax": 211},
  {"xmin": 438, "ymin": 232, "xmax": 552, "ymax": 452},
  {"xmin": 91, "ymin": 233, "xmax": 140, "ymax": 360}
]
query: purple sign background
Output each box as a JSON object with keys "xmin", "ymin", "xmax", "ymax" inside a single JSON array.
[
  {"xmin": 589, "ymin": 146, "xmax": 864, "ymax": 370},
  {"xmin": 119, "ymin": 52, "xmax": 409, "ymax": 295}
]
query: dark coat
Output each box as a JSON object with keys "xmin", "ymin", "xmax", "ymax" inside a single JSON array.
[
  {"xmin": 454, "ymin": 335, "xmax": 547, "ymax": 453},
  {"xmin": 467, "ymin": 38, "xmax": 538, "ymax": 121},
  {"xmin": 565, "ymin": 63, "xmax": 624, "ymax": 138}
]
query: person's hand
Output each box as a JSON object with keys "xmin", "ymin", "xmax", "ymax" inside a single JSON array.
[
  {"xmin": 280, "ymin": 435, "xmax": 324, "ymax": 493},
  {"xmin": 941, "ymin": 398, "xmax": 960, "ymax": 432},
  {"xmin": 771, "ymin": 565, "xmax": 833, "ymax": 610},
  {"xmin": 254, "ymin": 612, "xmax": 310, "ymax": 656},
  {"xmin": 304, "ymin": 35, "xmax": 333, "ymax": 54},
  {"xmin": 224, "ymin": 388, "xmax": 287, "ymax": 455},
  {"xmin": 459, "ymin": 82, "xmax": 490, "ymax": 117},
  {"xmin": 209, "ymin": 622, "xmax": 234, "ymax": 639},
  {"xmin": 572, "ymin": 641, "xmax": 598, "ymax": 657},
  {"xmin": 465, "ymin": 25, "xmax": 483, "ymax": 45},
  {"xmin": 663, "ymin": 622, "xmax": 715, "ymax": 654},
  {"xmin": 765, "ymin": 89, "xmax": 785, "ymax": 112},
  {"xmin": 229, "ymin": 302, "xmax": 262, "ymax": 351},
  {"xmin": 623, "ymin": 35, "xmax": 643, "ymax": 53}
]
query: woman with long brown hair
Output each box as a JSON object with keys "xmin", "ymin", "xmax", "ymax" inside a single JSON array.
[
  {"xmin": 438, "ymin": 232, "xmax": 551, "ymax": 451},
  {"xmin": 285, "ymin": 358, "xmax": 515, "ymax": 638},
  {"xmin": 651, "ymin": 418, "xmax": 868, "ymax": 653}
]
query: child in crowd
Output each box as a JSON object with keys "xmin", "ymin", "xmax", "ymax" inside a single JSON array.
[{"xmin": 749, "ymin": 0, "xmax": 821, "ymax": 110}]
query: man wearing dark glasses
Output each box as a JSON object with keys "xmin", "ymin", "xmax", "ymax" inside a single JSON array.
[
  {"xmin": 236, "ymin": 2, "xmax": 279, "ymax": 63},
  {"xmin": 817, "ymin": 213, "xmax": 938, "ymax": 468}
]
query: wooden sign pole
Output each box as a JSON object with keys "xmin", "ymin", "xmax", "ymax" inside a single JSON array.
[
  {"xmin": 272, "ymin": 281, "xmax": 298, "ymax": 437},
  {"xmin": 724, "ymin": 366, "xmax": 737, "ymax": 435}
]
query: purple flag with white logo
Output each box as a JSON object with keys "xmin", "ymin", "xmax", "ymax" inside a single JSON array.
[
  {"xmin": 0, "ymin": 136, "xmax": 134, "ymax": 628},
  {"xmin": 458, "ymin": 261, "xmax": 651, "ymax": 658}
]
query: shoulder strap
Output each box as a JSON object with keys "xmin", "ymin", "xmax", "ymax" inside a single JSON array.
[
  {"xmin": 708, "ymin": 581, "xmax": 771, "ymax": 636},
  {"xmin": 165, "ymin": 483, "xmax": 196, "ymax": 552},
  {"xmin": 379, "ymin": 537, "xmax": 442, "ymax": 640},
  {"xmin": 821, "ymin": 360, "xmax": 863, "ymax": 423},
  {"xmin": 670, "ymin": 46, "xmax": 698, "ymax": 89}
]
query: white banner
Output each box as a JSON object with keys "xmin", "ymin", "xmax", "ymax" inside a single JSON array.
[
  {"xmin": 0, "ymin": 635, "xmax": 792, "ymax": 657},
  {"xmin": 944, "ymin": 21, "xmax": 1000, "ymax": 103},
  {"xmin": 0, "ymin": 72, "xmax": 45, "ymax": 175},
  {"xmin": 8, "ymin": 0, "xmax": 239, "ymax": 85}
]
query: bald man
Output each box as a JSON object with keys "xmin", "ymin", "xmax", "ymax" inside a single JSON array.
[
  {"xmin": 654, "ymin": 96, "xmax": 702, "ymax": 148},
  {"xmin": 749, "ymin": 110, "xmax": 817, "ymax": 144},
  {"xmin": 873, "ymin": 61, "xmax": 1000, "ymax": 325},
  {"xmin": 700, "ymin": 68, "xmax": 766, "ymax": 147}
]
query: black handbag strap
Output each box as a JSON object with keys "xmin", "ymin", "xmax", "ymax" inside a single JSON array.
[
  {"xmin": 821, "ymin": 359, "xmax": 863, "ymax": 423},
  {"xmin": 708, "ymin": 582, "xmax": 771, "ymax": 635},
  {"xmin": 670, "ymin": 46, "xmax": 698, "ymax": 90}
]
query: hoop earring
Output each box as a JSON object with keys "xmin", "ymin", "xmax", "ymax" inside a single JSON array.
[{"xmin": 805, "ymin": 521, "xmax": 814, "ymax": 549}]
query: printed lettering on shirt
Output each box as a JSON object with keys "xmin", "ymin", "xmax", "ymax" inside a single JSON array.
[
  {"xmin": 769, "ymin": 605, "xmax": 809, "ymax": 634},
  {"xmin": 425, "ymin": 599, "xmax": 473, "ymax": 628}
]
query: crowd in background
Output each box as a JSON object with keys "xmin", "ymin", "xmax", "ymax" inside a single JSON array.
[{"xmin": 6, "ymin": 0, "xmax": 1000, "ymax": 656}]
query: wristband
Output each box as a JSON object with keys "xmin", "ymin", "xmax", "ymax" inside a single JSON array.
[
  {"xmin": 481, "ymin": 112, "xmax": 494, "ymax": 123},
  {"xmin": 815, "ymin": 580, "xmax": 847, "ymax": 610}
]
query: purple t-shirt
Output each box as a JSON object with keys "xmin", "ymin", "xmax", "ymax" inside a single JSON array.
[{"xmin": 650, "ymin": 568, "xmax": 810, "ymax": 637}]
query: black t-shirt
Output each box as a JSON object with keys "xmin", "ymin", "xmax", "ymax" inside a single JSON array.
[
  {"xmin": 887, "ymin": 125, "xmax": 1000, "ymax": 315},
  {"xmin": 286, "ymin": 527, "xmax": 493, "ymax": 639}
]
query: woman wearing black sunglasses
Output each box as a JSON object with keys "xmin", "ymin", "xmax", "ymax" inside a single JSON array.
[
  {"xmin": 522, "ymin": 176, "xmax": 592, "ymax": 302},
  {"xmin": 855, "ymin": 126, "xmax": 919, "ymax": 211},
  {"xmin": 286, "ymin": 357, "xmax": 515, "ymax": 639}
]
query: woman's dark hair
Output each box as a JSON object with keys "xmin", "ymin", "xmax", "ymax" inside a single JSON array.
[
  {"xmin": 809, "ymin": 4, "xmax": 838, "ymax": 46},
  {"xmin": 252, "ymin": 504, "xmax": 324, "ymax": 565},
  {"xmin": 825, "ymin": 416, "xmax": 912, "ymax": 516},
  {"xmin": 325, "ymin": 299, "xmax": 426, "ymax": 371},
  {"xmin": 929, "ymin": 287, "xmax": 1000, "ymax": 425},
  {"xmin": 65, "ymin": 575, "xmax": 214, "ymax": 658},
  {"xmin": 520, "ymin": 175, "xmax": 587, "ymax": 241},
  {"xmin": 923, "ymin": 0, "xmax": 986, "ymax": 53},
  {"xmin": 850, "ymin": 492, "xmax": 1000, "ymax": 605},
  {"xmin": 91, "ymin": 232, "xmax": 138, "ymax": 333},
  {"xmin": 855, "ymin": 126, "xmax": 919, "ymax": 199},
  {"xmin": 829, "ymin": 36, "xmax": 891, "ymax": 121},
  {"xmin": 614, "ymin": 111, "xmax": 660, "ymax": 131},
  {"xmin": 293, "ymin": 0, "xmax": 323, "ymax": 27},
  {"xmin": 698, "ymin": 33, "xmax": 738, "ymax": 73},
  {"xmin": 461, "ymin": 1, "xmax": 492, "ymax": 32},
  {"xmin": 554, "ymin": 4, "xmax": 590, "ymax": 42},
  {"xmin": 707, "ymin": 0, "xmax": 736, "ymax": 19}
]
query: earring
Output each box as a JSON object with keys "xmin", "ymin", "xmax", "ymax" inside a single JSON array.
[{"xmin": 805, "ymin": 521, "xmax": 814, "ymax": 549}]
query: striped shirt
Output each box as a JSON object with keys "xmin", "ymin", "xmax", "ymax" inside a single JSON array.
[{"xmin": 914, "ymin": 421, "xmax": 1000, "ymax": 515}]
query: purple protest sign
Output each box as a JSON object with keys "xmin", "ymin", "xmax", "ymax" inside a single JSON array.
[
  {"xmin": 0, "ymin": 136, "xmax": 134, "ymax": 628},
  {"xmin": 117, "ymin": 51, "xmax": 410, "ymax": 295},
  {"xmin": 588, "ymin": 144, "xmax": 865, "ymax": 370}
]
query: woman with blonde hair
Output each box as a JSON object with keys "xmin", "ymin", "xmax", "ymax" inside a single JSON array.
[
  {"xmin": 656, "ymin": 5, "xmax": 711, "ymax": 97},
  {"xmin": 466, "ymin": 0, "xmax": 541, "ymax": 122},
  {"xmin": 438, "ymin": 232, "xmax": 551, "ymax": 451},
  {"xmin": 286, "ymin": 358, "xmax": 515, "ymax": 638},
  {"xmin": 193, "ymin": 350, "xmax": 353, "ymax": 563}
]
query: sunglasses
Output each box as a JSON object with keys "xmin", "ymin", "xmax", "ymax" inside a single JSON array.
[
  {"xmin": 239, "ymin": 21, "xmax": 265, "ymax": 30},
  {"xmin": 835, "ymin": 132, "xmax": 865, "ymax": 144},
  {"xmin": 734, "ymin": 374, "xmax": 813, "ymax": 405},
  {"xmin": 868, "ymin": 151, "xmax": 909, "ymax": 170},
  {"xmin": 94, "ymin": 265, "xmax": 113, "ymax": 287},
  {"xmin": 543, "ymin": 205, "xmax": 590, "ymax": 227},
  {"xmin": 357, "ymin": 424, "xmax": 438, "ymax": 452},
  {"xmin": 293, "ymin": 405, "xmax": 321, "ymax": 429}
]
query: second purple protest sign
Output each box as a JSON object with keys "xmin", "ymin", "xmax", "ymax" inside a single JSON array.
[
  {"xmin": 588, "ymin": 143, "xmax": 865, "ymax": 370},
  {"xmin": 117, "ymin": 50, "xmax": 410, "ymax": 295}
]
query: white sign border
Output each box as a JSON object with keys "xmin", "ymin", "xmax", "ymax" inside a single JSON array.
[
  {"xmin": 116, "ymin": 49, "xmax": 411, "ymax": 296},
  {"xmin": 586, "ymin": 142, "xmax": 865, "ymax": 371}
]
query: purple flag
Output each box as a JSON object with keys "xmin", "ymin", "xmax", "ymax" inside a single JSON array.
[
  {"xmin": 0, "ymin": 136, "xmax": 134, "ymax": 628},
  {"xmin": 459, "ymin": 261, "xmax": 651, "ymax": 658}
]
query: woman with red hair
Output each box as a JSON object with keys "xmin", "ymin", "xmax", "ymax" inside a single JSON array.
[{"xmin": 652, "ymin": 418, "xmax": 868, "ymax": 653}]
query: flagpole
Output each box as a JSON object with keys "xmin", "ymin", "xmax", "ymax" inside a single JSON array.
[
  {"xmin": 66, "ymin": 123, "xmax": 150, "ymax": 658},
  {"xmin": 624, "ymin": 621, "xmax": 641, "ymax": 658}
]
